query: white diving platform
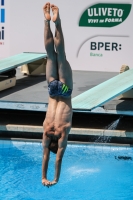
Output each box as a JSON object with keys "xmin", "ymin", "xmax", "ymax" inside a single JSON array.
[{"xmin": 72, "ymin": 69, "xmax": 133, "ymax": 111}]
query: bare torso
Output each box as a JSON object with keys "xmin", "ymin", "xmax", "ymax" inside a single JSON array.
[{"xmin": 43, "ymin": 96, "xmax": 72, "ymax": 144}]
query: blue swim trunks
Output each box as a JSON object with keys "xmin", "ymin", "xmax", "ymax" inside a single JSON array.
[{"xmin": 48, "ymin": 80, "xmax": 72, "ymax": 97}]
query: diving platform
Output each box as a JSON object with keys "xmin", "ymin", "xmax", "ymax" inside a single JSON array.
[
  {"xmin": 0, "ymin": 52, "xmax": 47, "ymax": 74},
  {"xmin": 0, "ymin": 68, "xmax": 133, "ymax": 116},
  {"xmin": 72, "ymin": 69, "xmax": 133, "ymax": 111},
  {"xmin": 0, "ymin": 52, "xmax": 133, "ymax": 116},
  {"xmin": 0, "ymin": 52, "xmax": 47, "ymax": 91}
]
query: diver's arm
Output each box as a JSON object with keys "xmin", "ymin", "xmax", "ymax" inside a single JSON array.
[
  {"xmin": 42, "ymin": 147, "xmax": 50, "ymax": 180},
  {"xmin": 42, "ymin": 134, "xmax": 51, "ymax": 187},
  {"xmin": 51, "ymin": 135, "xmax": 68, "ymax": 185}
]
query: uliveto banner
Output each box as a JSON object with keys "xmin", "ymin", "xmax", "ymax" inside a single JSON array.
[{"xmin": 79, "ymin": 3, "xmax": 131, "ymax": 27}]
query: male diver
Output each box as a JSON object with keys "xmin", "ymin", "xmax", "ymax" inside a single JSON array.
[{"xmin": 42, "ymin": 3, "xmax": 73, "ymax": 187}]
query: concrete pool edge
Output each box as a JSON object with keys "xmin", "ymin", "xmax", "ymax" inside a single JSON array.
[
  {"xmin": 0, "ymin": 124, "xmax": 133, "ymax": 138},
  {"xmin": 0, "ymin": 137, "xmax": 133, "ymax": 147}
]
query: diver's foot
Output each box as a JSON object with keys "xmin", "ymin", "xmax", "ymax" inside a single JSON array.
[
  {"xmin": 51, "ymin": 4, "xmax": 60, "ymax": 23},
  {"xmin": 43, "ymin": 2, "xmax": 51, "ymax": 21}
]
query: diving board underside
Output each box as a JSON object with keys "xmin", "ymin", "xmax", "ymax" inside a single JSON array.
[
  {"xmin": 0, "ymin": 53, "xmax": 47, "ymax": 74},
  {"xmin": 72, "ymin": 69, "xmax": 133, "ymax": 111}
]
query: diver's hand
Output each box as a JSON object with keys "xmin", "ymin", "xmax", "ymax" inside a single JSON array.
[
  {"xmin": 50, "ymin": 180, "xmax": 58, "ymax": 186},
  {"xmin": 42, "ymin": 178, "xmax": 51, "ymax": 188}
]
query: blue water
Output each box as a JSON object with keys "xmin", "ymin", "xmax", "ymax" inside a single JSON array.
[{"xmin": 0, "ymin": 140, "xmax": 133, "ymax": 200}]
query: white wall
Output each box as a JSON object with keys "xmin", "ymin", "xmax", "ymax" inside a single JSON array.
[
  {"xmin": 0, "ymin": 0, "xmax": 10, "ymax": 59},
  {"xmin": 1, "ymin": 0, "xmax": 133, "ymax": 72}
]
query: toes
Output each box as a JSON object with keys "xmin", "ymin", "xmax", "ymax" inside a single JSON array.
[
  {"xmin": 51, "ymin": 4, "xmax": 54, "ymax": 8},
  {"xmin": 44, "ymin": 2, "xmax": 50, "ymax": 10},
  {"xmin": 46, "ymin": 2, "xmax": 50, "ymax": 6},
  {"xmin": 51, "ymin": 4, "xmax": 58, "ymax": 10}
]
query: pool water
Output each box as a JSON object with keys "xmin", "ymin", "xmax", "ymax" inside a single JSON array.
[{"xmin": 0, "ymin": 140, "xmax": 133, "ymax": 200}]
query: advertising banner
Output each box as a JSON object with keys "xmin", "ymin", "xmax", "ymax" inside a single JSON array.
[
  {"xmin": 0, "ymin": 0, "xmax": 10, "ymax": 59},
  {"xmin": 6, "ymin": 0, "xmax": 133, "ymax": 71},
  {"xmin": 77, "ymin": 2, "xmax": 133, "ymax": 72}
]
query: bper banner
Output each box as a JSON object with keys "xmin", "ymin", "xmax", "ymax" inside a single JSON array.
[{"xmin": 3, "ymin": 0, "xmax": 133, "ymax": 72}]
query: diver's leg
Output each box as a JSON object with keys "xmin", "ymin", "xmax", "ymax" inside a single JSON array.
[
  {"xmin": 51, "ymin": 4, "xmax": 73, "ymax": 89},
  {"xmin": 43, "ymin": 3, "xmax": 58, "ymax": 83}
]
